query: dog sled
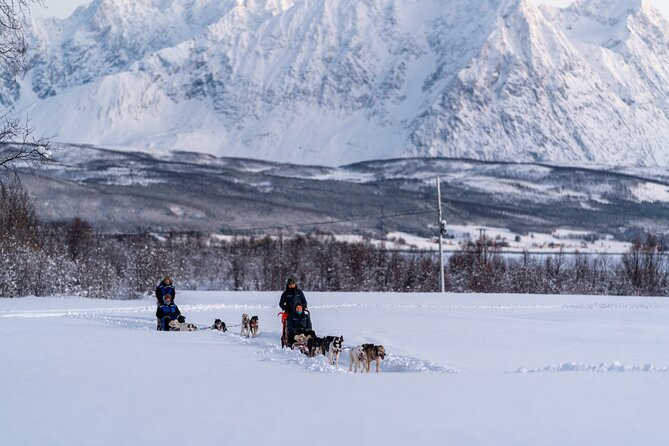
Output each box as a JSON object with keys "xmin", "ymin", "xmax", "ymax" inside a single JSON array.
[{"xmin": 290, "ymin": 333, "xmax": 313, "ymax": 355}]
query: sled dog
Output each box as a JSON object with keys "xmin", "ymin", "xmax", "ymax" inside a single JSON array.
[
  {"xmin": 292, "ymin": 333, "xmax": 312, "ymax": 346},
  {"xmin": 349, "ymin": 345, "xmax": 367, "ymax": 373},
  {"xmin": 307, "ymin": 336, "xmax": 324, "ymax": 357},
  {"xmin": 361, "ymin": 344, "xmax": 386, "ymax": 373},
  {"xmin": 241, "ymin": 314, "xmax": 251, "ymax": 337},
  {"xmin": 212, "ymin": 319, "xmax": 227, "ymax": 332},
  {"xmin": 320, "ymin": 335, "xmax": 344, "ymax": 367},
  {"xmin": 292, "ymin": 333, "xmax": 312, "ymax": 355},
  {"xmin": 168, "ymin": 320, "xmax": 198, "ymax": 331},
  {"xmin": 249, "ymin": 316, "xmax": 259, "ymax": 337}
]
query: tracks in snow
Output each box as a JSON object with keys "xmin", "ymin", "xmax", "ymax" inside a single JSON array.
[
  {"xmin": 61, "ymin": 311, "xmax": 460, "ymax": 374},
  {"xmin": 227, "ymin": 330, "xmax": 461, "ymax": 374},
  {"xmin": 4, "ymin": 302, "xmax": 666, "ymax": 374}
]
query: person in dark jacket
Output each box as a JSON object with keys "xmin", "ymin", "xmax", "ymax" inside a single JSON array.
[
  {"xmin": 279, "ymin": 278, "xmax": 307, "ymax": 315},
  {"xmin": 286, "ymin": 304, "xmax": 315, "ymax": 346},
  {"xmin": 156, "ymin": 294, "xmax": 185, "ymax": 331},
  {"xmin": 156, "ymin": 275, "xmax": 175, "ymax": 305}
]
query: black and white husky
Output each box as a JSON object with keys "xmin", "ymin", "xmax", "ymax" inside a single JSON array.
[
  {"xmin": 249, "ymin": 316, "xmax": 259, "ymax": 337},
  {"xmin": 308, "ymin": 335, "xmax": 344, "ymax": 367},
  {"xmin": 212, "ymin": 319, "xmax": 227, "ymax": 332}
]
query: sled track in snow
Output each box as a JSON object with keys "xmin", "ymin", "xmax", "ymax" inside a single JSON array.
[
  {"xmin": 226, "ymin": 331, "xmax": 461, "ymax": 374},
  {"xmin": 65, "ymin": 313, "xmax": 157, "ymax": 330},
  {"xmin": 58, "ymin": 311, "xmax": 459, "ymax": 374},
  {"xmin": 65, "ymin": 315, "xmax": 669, "ymax": 375}
]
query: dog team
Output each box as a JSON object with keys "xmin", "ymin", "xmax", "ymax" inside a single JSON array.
[{"xmin": 156, "ymin": 276, "xmax": 387, "ymax": 372}]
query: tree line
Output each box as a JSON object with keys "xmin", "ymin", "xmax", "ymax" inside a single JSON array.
[{"xmin": 1, "ymin": 179, "xmax": 668, "ymax": 298}]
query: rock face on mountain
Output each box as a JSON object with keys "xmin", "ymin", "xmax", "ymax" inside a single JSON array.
[{"xmin": 1, "ymin": 0, "xmax": 668, "ymax": 166}]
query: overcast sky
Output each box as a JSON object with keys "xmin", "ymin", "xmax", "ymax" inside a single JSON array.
[{"xmin": 29, "ymin": 0, "xmax": 669, "ymax": 20}]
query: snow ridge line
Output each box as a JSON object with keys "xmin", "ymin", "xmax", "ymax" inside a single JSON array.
[
  {"xmin": 312, "ymin": 303, "xmax": 656, "ymax": 311},
  {"xmin": 0, "ymin": 303, "xmax": 275, "ymax": 318},
  {"xmin": 0, "ymin": 301, "xmax": 655, "ymax": 319},
  {"xmin": 0, "ymin": 305, "xmax": 156, "ymax": 318},
  {"xmin": 510, "ymin": 362, "xmax": 669, "ymax": 373}
]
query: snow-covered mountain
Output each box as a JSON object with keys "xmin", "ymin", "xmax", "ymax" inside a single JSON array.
[{"xmin": 2, "ymin": 0, "xmax": 669, "ymax": 166}]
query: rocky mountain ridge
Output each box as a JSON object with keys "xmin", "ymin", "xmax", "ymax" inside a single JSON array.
[{"xmin": 1, "ymin": 0, "xmax": 668, "ymax": 166}]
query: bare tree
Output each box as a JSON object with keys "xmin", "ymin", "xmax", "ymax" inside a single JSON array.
[{"xmin": 0, "ymin": 0, "xmax": 50, "ymax": 180}]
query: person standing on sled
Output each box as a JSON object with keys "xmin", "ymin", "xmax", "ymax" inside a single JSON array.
[
  {"xmin": 279, "ymin": 278, "xmax": 307, "ymax": 315},
  {"xmin": 156, "ymin": 275, "xmax": 176, "ymax": 305},
  {"xmin": 279, "ymin": 278, "xmax": 308, "ymax": 347},
  {"xmin": 285, "ymin": 304, "xmax": 315, "ymax": 347},
  {"xmin": 156, "ymin": 295, "xmax": 185, "ymax": 331}
]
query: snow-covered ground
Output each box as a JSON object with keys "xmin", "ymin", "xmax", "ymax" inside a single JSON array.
[
  {"xmin": 382, "ymin": 226, "xmax": 631, "ymax": 254},
  {"xmin": 2, "ymin": 291, "xmax": 669, "ymax": 445}
]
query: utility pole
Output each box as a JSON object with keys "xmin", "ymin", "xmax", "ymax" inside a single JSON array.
[
  {"xmin": 478, "ymin": 228, "xmax": 487, "ymax": 265},
  {"xmin": 437, "ymin": 177, "xmax": 446, "ymax": 293}
]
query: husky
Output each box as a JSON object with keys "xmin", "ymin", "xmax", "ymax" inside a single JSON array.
[
  {"xmin": 348, "ymin": 345, "xmax": 367, "ymax": 373},
  {"xmin": 168, "ymin": 320, "xmax": 198, "ymax": 331},
  {"xmin": 291, "ymin": 333, "xmax": 313, "ymax": 355},
  {"xmin": 249, "ymin": 316, "xmax": 259, "ymax": 337},
  {"xmin": 212, "ymin": 319, "xmax": 227, "ymax": 332},
  {"xmin": 320, "ymin": 335, "xmax": 344, "ymax": 367},
  {"xmin": 241, "ymin": 314, "xmax": 251, "ymax": 337},
  {"xmin": 361, "ymin": 344, "xmax": 386, "ymax": 373},
  {"xmin": 306, "ymin": 336, "xmax": 324, "ymax": 357}
]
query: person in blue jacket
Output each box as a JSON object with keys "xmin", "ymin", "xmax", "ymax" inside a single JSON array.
[
  {"xmin": 156, "ymin": 294, "xmax": 185, "ymax": 331},
  {"xmin": 156, "ymin": 275, "xmax": 175, "ymax": 305},
  {"xmin": 286, "ymin": 304, "xmax": 315, "ymax": 346}
]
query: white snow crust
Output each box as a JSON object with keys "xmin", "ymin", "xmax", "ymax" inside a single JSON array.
[{"xmin": 2, "ymin": 291, "xmax": 669, "ymax": 445}]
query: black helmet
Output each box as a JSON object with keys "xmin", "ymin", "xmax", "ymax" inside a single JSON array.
[{"xmin": 286, "ymin": 277, "xmax": 296, "ymax": 286}]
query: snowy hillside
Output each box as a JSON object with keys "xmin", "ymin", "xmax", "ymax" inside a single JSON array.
[
  {"xmin": 2, "ymin": 0, "xmax": 669, "ymax": 165},
  {"xmin": 17, "ymin": 144, "xmax": 669, "ymax": 236},
  {"xmin": 3, "ymin": 291, "xmax": 669, "ymax": 445}
]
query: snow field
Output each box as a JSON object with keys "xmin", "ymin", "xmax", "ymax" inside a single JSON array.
[{"xmin": 2, "ymin": 291, "xmax": 669, "ymax": 445}]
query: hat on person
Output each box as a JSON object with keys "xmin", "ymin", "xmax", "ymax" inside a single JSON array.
[
  {"xmin": 295, "ymin": 304, "xmax": 303, "ymax": 313},
  {"xmin": 287, "ymin": 277, "xmax": 296, "ymax": 286}
]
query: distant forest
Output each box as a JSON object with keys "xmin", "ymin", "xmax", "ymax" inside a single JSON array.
[{"xmin": 1, "ymin": 179, "xmax": 668, "ymax": 298}]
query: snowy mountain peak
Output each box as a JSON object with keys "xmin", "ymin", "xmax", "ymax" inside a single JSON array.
[
  {"xmin": 564, "ymin": 0, "xmax": 669, "ymax": 45},
  {"xmin": 571, "ymin": 0, "xmax": 643, "ymax": 16},
  {"xmin": 2, "ymin": 0, "xmax": 669, "ymax": 166}
]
